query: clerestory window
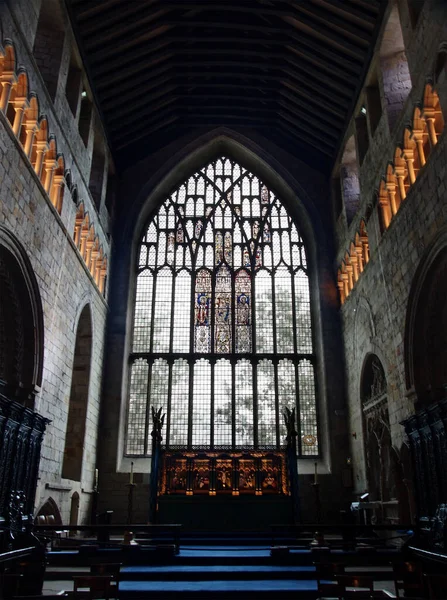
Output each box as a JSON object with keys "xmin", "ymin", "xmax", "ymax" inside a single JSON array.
[{"xmin": 126, "ymin": 157, "xmax": 319, "ymax": 456}]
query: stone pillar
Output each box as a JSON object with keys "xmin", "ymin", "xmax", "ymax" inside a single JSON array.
[
  {"xmin": 402, "ymin": 149, "xmax": 416, "ymax": 185},
  {"xmin": 350, "ymin": 253, "xmax": 359, "ymax": 283},
  {"xmin": 412, "ymin": 131, "xmax": 426, "ymax": 168},
  {"xmin": 423, "ymin": 110, "xmax": 438, "ymax": 147},
  {"xmin": 12, "ymin": 97, "xmax": 27, "ymax": 137},
  {"xmin": 24, "ymin": 120, "xmax": 38, "ymax": 158},
  {"xmin": 361, "ymin": 236, "xmax": 369, "ymax": 263},
  {"xmin": 33, "ymin": 142, "xmax": 48, "ymax": 179},
  {"xmin": 43, "ymin": 158, "xmax": 56, "ymax": 195},
  {"xmin": 387, "ymin": 179, "xmax": 400, "ymax": 216},
  {"xmin": 355, "ymin": 243, "xmax": 364, "ymax": 273},
  {"xmin": 379, "ymin": 192, "xmax": 392, "ymax": 229},
  {"xmin": 51, "ymin": 174, "xmax": 65, "ymax": 213},
  {"xmin": 99, "ymin": 263, "xmax": 107, "ymax": 295},
  {"xmin": 0, "ymin": 72, "xmax": 15, "ymax": 112},
  {"xmin": 394, "ymin": 165, "xmax": 407, "ymax": 201}
]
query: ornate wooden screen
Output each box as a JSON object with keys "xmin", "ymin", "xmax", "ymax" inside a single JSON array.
[
  {"xmin": 126, "ymin": 157, "xmax": 319, "ymax": 456},
  {"xmin": 161, "ymin": 450, "xmax": 288, "ymax": 496}
]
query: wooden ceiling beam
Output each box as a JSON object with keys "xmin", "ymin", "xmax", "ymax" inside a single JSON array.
[
  {"xmin": 276, "ymin": 113, "xmax": 333, "ymax": 155},
  {"xmin": 281, "ymin": 79, "xmax": 345, "ymax": 119},
  {"xmin": 109, "ymin": 97, "xmax": 180, "ymax": 132},
  {"xmin": 348, "ymin": 0, "xmax": 381, "ymax": 15},
  {"xmin": 114, "ymin": 106, "xmax": 179, "ymax": 138},
  {"xmin": 115, "ymin": 116, "xmax": 179, "ymax": 150},
  {"xmin": 110, "ymin": 100, "xmax": 284, "ymax": 134},
  {"xmin": 290, "ymin": 2, "xmax": 372, "ymax": 43},
  {"xmin": 74, "ymin": 0, "xmax": 123, "ymax": 22},
  {"xmin": 92, "ymin": 39, "xmax": 172, "ymax": 75},
  {"xmin": 275, "ymin": 118, "xmax": 332, "ymax": 156},
  {"xmin": 99, "ymin": 67, "xmax": 339, "ymax": 105},
  {"xmin": 284, "ymin": 45, "xmax": 357, "ymax": 85},
  {"xmin": 278, "ymin": 89, "xmax": 340, "ymax": 130},
  {"xmin": 160, "ymin": 2, "xmax": 300, "ymax": 19},
  {"xmin": 277, "ymin": 104, "xmax": 338, "ymax": 143},
  {"xmin": 276, "ymin": 98, "xmax": 339, "ymax": 139},
  {"xmin": 151, "ymin": 33, "xmax": 361, "ymax": 75},
  {"xmin": 281, "ymin": 15, "xmax": 364, "ymax": 60},
  {"xmin": 310, "ymin": 0, "xmax": 376, "ymax": 28},
  {"xmin": 94, "ymin": 41, "xmax": 357, "ymax": 89},
  {"xmin": 166, "ymin": 20, "xmax": 364, "ymax": 66},
  {"xmin": 103, "ymin": 82, "xmax": 178, "ymax": 112},
  {"xmin": 89, "ymin": 23, "xmax": 173, "ymax": 64},
  {"xmin": 84, "ymin": 9, "xmax": 171, "ymax": 51},
  {"xmin": 104, "ymin": 65, "xmax": 349, "ymax": 107},
  {"xmin": 98, "ymin": 63, "xmax": 173, "ymax": 95},
  {"xmin": 81, "ymin": 1, "xmax": 157, "ymax": 37},
  {"xmin": 108, "ymin": 92, "xmax": 340, "ymax": 141},
  {"xmin": 282, "ymin": 64, "xmax": 351, "ymax": 100}
]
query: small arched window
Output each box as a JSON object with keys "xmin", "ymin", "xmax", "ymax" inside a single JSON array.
[{"xmin": 126, "ymin": 157, "xmax": 319, "ymax": 456}]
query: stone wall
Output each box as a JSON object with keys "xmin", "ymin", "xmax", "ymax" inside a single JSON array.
[
  {"xmin": 0, "ymin": 0, "xmax": 112, "ymax": 524},
  {"xmin": 333, "ymin": 0, "xmax": 447, "ymax": 499}
]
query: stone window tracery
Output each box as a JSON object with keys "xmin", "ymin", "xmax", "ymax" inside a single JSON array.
[{"xmin": 126, "ymin": 157, "xmax": 318, "ymax": 456}]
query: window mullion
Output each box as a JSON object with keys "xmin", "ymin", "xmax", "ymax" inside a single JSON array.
[
  {"xmin": 149, "ymin": 271, "xmax": 157, "ymax": 354},
  {"xmin": 166, "ymin": 360, "xmax": 173, "ymax": 447},
  {"xmin": 274, "ymin": 360, "xmax": 280, "ymax": 449},
  {"xmin": 210, "ymin": 360, "xmax": 215, "ymax": 448},
  {"xmin": 168, "ymin": 269, "xmax": 176, "ymax": 353},
  {"xmin": 188, "ymin": 359, "xmax": 194, "ymax": 448},
  {"xmin": 145, "ymin": 359, "xmax": 153, "ymax": 455},
  {"xmin": 295, "ymin": 361, "xmax": 302, "ymax": 456},
  {"xmin": 253, "ymin": 359, "xmax": 258, "ymax": 448},
  {"xmin": 231, "ymin": 360, "xmax": 236, "ymax": 448},
  {"xmin": 271, "ymin": 270, "xmax": 278, "ymax": 354}
]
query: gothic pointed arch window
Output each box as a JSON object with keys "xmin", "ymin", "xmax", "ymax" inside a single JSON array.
[{"xmin": 126, "ymin": 157, "xmax": 318, "ymax": 456}]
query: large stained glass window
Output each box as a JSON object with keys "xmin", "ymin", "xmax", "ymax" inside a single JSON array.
[{"xmin": 126, "ymin": 157, "xmax": 318, "ymax": 456}]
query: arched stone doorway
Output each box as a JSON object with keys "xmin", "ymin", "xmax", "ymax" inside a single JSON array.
[
  {"xmin": 0, "ymin": 226, "xmax": 44, "ymax": 405},
  {"xmin": 62, "ymin": 304, "xmax": 93, "ymax": 481},
  {"xmin": 35, "ymin": 497, "xmax": 63, "ymax": 525},
  {"xmin": 69, "ymin": 492, "xmax": 80, "ymax": 536},
  {"xmin": 361, "ymin": 355, "xmax": 398, "ymax": 522},
  {"xmin": 411, "ymin": 246, "xmax": 447, "ymax": 407},
  {"xmin": 403, "ymin": 233, "xmax": 447, "ymax": 521},
  {"xmin": 0, "ymin": 227, "xmax": 47, "ymax": 519}
]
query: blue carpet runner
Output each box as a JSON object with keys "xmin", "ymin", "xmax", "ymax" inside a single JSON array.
[{"xmin": 119, "ymin": 545, "xmax": 320, "ymax": 599}]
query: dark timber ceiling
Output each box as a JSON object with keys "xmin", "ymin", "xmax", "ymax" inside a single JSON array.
[{"xmin": 67, "ymin": 0, "xmax": 386, "ymax": 171}]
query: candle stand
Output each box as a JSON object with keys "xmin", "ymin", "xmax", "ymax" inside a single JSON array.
[
  {"xmin": 126, "ymin": 482, "xmax": 136, "ymax": 525},
  {"xmin": 312, "ymin": 481, "xmax": 321, "ymax": 523}
]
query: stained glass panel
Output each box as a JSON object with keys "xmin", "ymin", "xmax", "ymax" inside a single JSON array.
[
  {"xmin": 235, "ymin": 270, "xmax": 251, "ymax": 353},
  {"xmin": 195, "ymin": 269, "xmax": 211, "ymax": 353},
  {"xmin": 215, "ymin": 265, "xmax": 232, "ymax": 354}
]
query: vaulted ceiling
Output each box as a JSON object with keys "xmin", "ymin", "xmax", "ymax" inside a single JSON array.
[{"xmin": 67, "ymin": 0, "xmax": 386, "ymax": 171}]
